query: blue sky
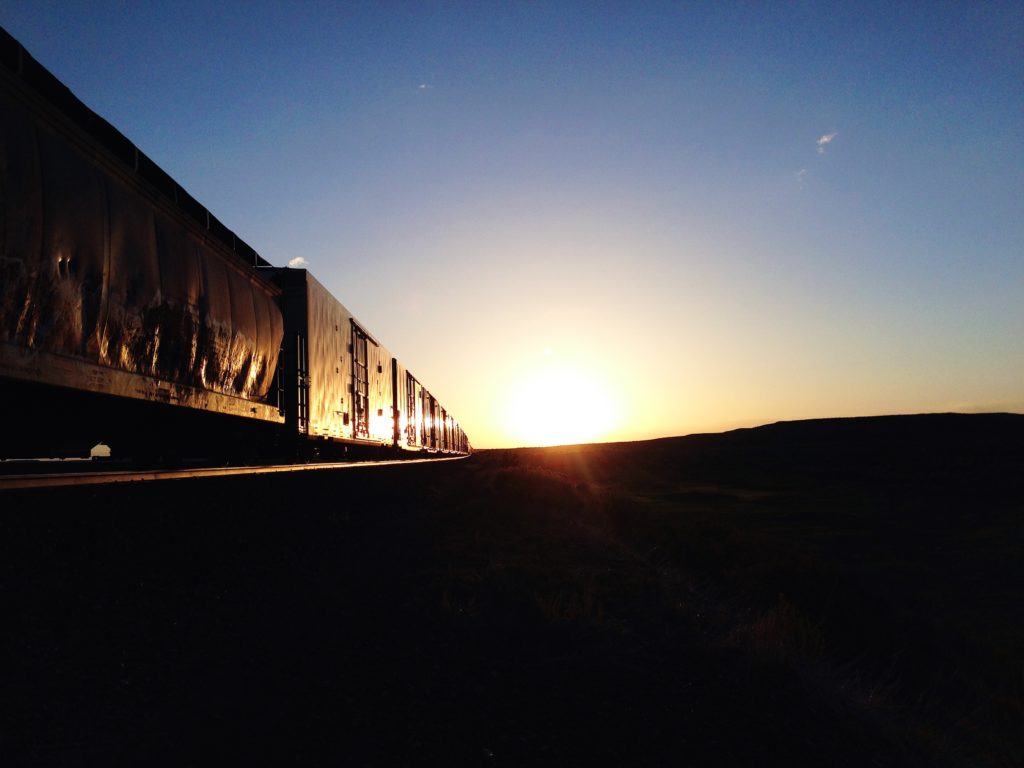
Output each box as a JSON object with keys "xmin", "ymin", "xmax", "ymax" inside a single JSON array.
[{"xmin": 3, "ymin": 2, "xmax": 1021, "ymax": 446}]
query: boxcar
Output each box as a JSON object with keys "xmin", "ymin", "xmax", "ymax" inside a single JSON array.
[
  {"xmin": 0, "ymin": 25, "xmax": 469, "ymax": 462},
  {"xmin": 0, "ymin": 27, "xmax": 284, "ymax": 459},
  {"xmin": 271, "ymin": 268, "xmax": 398, "ymax": 459}
]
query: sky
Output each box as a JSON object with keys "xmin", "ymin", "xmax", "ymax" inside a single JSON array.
[{"xmin": 2, "ymin": 2, "xmax": 1021, "ymax": 447}]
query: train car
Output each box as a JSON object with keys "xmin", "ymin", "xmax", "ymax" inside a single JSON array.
[
  {"xmin": 271, "ymin": 267, "xmax": 398, "ymax": 459},
  {"xmin": 392, "ymin": 359, "xmax": 426, "ymax": 452},
  {"xmin": 0, "ymin": 26, "xmax": 469, "ymax": 462},
  {"xmin": 0, "ymin": 27, "xmax": 285, "ymax": 461},
  {"xmin": 425, "ymin": 392, "xmax": 441, "ymax": 452}
]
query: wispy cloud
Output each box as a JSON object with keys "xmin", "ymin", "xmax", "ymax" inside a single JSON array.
[
  {"xmin": 797, "ymin": 168, "xmax": 808, "ymax": 187},
  {"xmin": 287, "ymin": 256, "xmax": 309, "ymax": 268},
  {"xmin": 816, "ymin": 131, "xmax": 838, "ymax": 155},
  {"xmin": 417, "ymin": 83, "xmax": 431, "ymax": 91}
]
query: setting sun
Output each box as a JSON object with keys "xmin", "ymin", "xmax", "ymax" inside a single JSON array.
[{"xmin": 504, "ymin": 364, "xmax": 619, "ymax": 447}]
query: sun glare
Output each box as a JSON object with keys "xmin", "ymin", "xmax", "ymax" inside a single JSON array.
[{"xmin": 504, "ymin": 365, "xmax": 618, "ymax": 447}]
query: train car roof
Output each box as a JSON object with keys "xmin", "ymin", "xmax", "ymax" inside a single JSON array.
[{"xmin": 0, "ymin": 24, "xmax": 275, "ymax": 273}]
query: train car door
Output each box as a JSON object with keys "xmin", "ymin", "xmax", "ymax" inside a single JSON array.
[
  {"xmin": 405, "ymin": 371, "xmax": 418, "ymax": 447},
  {"xmin": 296, "ymin": 333, "xmax": 309, "ymax": 435},
  {"xmin": 430, "ymin": 396, "xmax": 440, "ymax": 450},
  {"xmin": 350, "ymin": 323, "xmax": 370, "ymax": 438},
  {"xmin": 420, "ymin": 388, "xmax": 430, "ymax": 447}
]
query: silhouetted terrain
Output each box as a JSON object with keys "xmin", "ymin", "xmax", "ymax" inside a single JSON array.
[{"xmin": 2, "ymin": 413, "xmax": 1021, "ymax": 766}]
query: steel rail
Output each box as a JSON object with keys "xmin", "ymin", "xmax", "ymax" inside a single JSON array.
[{"xmin": 0, "ymin": 455, "xmax": 469, "ymax": 490}]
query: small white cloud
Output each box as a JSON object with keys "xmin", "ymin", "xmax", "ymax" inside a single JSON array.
[
  {"xmin": 816, "ymin": 131, "xmax": 838, "ymax": 155},
  {"xmin": 287, "ymin": 256, "xmax": 309, "ymax": 268},
  {"xmin": 418, "ymin": 83, "xmax": 431, "ymax": 91},
  {"xmin": 797, "ymin": 168, "xmax": 808, "ymax": 187}
]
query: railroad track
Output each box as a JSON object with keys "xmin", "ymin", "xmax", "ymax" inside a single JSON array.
[{"xmin": 0, "ymin": 455, "xmax": 468, "ymax": 490}]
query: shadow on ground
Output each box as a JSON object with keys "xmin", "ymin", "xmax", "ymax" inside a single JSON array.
[{"xmin": 2, "ymin": 413, "xmax": 1021, "ymax": 766}]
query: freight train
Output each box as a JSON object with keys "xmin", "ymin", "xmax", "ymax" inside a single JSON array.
[{"xmin": 0, "ymin": 27, "xmax": 470, "ymax": 463}]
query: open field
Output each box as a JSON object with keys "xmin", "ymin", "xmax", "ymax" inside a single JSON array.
[{"xmin": 1, "ymin": 414, "xmax": 1021, "ymax": 766}]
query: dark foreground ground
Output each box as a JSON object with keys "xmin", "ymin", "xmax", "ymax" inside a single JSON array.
[{"xmin": 1, "ymin": 413, "xmax": 1021, "ymax": 766}]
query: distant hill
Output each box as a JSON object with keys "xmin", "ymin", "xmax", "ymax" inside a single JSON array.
[
  {"xmin": 493, "ymin": 412, "xmax": 1024, "ymax": 492},
  {"xmin": 521, "ymin": 411, "xmax": 1024, "ymax": 452},
  {"xmin": 675, "ymin": 411, "xmax": 1023, "ymax": 452}
]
